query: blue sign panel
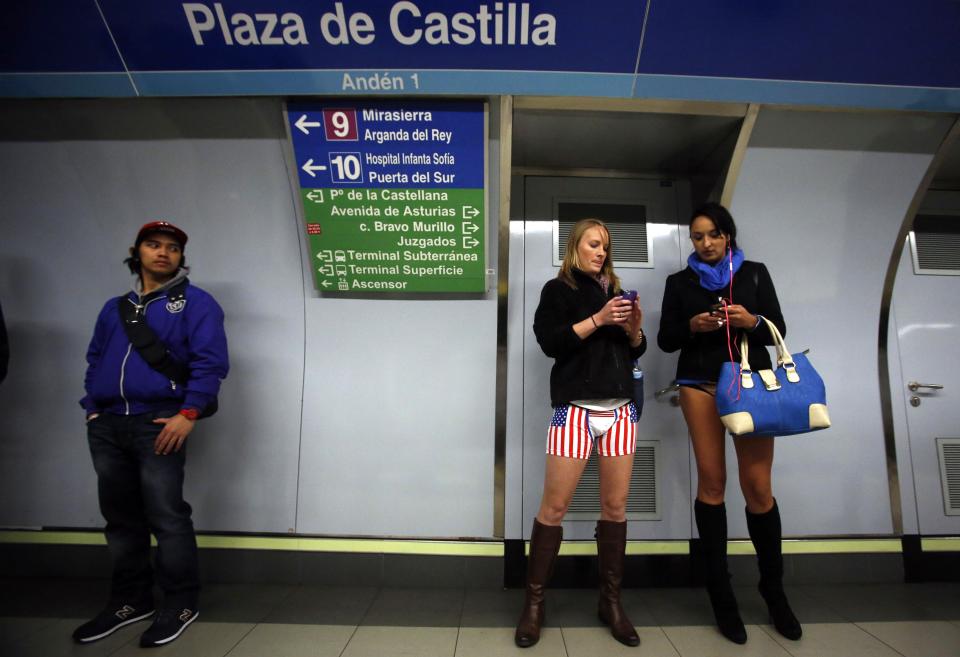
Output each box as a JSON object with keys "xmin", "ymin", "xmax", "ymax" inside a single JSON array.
[
  {"xmin": 4, "ymin": 1, "xmax": 960, "ymax": 110},
  {"xmin": 92, "ymin": 0, "xmax": 643, "ymax": 97},
  {"xmin": 286, "ymin": 100, "xmax": 487, "ymax": 293},
  {"xmin": 0, "ymin": 0, "xmax": 134, "ymax": 96},
  {"xmin": 97, "ymin": 0, "xmax": 644, "ymax": 73},
  {"xmin": 637, "ymin": 0, "xmax": 960, "ymax": 89},
  {"xmin": 288, "ymin": 100, "xmax": 484, "ymax": 189}
]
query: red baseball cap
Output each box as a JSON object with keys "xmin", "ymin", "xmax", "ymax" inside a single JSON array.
[{"xmin": 135, "ymin": 221, "xmax": 188, "ymax": 247}]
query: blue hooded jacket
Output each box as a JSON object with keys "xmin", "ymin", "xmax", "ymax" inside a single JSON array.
[{"xmin": 80, "ymin": 271, "xmax": 229, "ymax": 416}]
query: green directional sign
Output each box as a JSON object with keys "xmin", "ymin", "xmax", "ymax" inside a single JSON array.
[{"xmin": 287, "ymin": 100, "xmax": 486, "ymax": 293}]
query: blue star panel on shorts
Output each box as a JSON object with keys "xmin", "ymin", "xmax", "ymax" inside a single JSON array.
[{"xmin": 551, "ymin": 405, "xmax": 569, "ymax": 427}]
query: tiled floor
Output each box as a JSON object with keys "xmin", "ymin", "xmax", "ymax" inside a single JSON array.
[{"xmin": 2, "ymin": 578, "xmax": 959, "ymax": 656}]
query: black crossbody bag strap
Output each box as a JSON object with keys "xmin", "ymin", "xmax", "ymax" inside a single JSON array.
[{"xmin": 117, "ymin": 280, "xmax": 190, "ymax": 384}]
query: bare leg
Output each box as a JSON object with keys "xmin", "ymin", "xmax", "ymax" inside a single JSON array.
[
  {"xmin": 536, "ymin": 454, "xmax": 590, "ymax": 525},
  {"xmin": 732, "ymin": 436, "xmax": 774, "ymax": 514},
  {"xmin": 680, "ymin": 386, "xmax": 727, "ymax": 503},
  {"xmin": 597, "ymin": 453, "xmax": 634, "ymax": 522}
]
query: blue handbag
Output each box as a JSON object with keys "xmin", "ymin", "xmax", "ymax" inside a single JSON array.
[{"xmin": 716, "ymin": 317, "xmax": 830, "ymax": 437}]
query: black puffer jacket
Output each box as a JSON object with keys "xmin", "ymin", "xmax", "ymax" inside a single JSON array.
[
  {"xmin": 657, "ymin": 260, "xmax": 785, "ymax": 382},
  {"xmin": 534, "ymin": 269, "xmax": 646, "ymax": 407}
]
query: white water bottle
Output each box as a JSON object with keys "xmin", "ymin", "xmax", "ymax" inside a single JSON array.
[{"xmin": 632, "ymin": 360, "xmax": 644, "ymax": 416}]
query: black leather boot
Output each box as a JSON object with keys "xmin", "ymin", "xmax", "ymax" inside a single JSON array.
[
  {"xmin": 694, "ymin": 499, "xmax": 747, "ymax": 644},
  {"xmin": 514, "ymin": 519, "xmax": 563, "ymax": 648},
  {"xmin": 596, "ymin": 520, "xmax": 640, "ymax": 647},
  {"xmin": 746, "ymin": 500, "xmax": 802, "ymax": 640}
]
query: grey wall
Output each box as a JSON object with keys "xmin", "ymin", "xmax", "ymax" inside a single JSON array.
[
  {"xmin": 889, "ymin": 188, "xmax": 960, "ymax": 535},
  {"xmin": 0, "ymin": 97, "xmax": 500, "ymax": 538},
  {"xmin": 295, "ymin": 102, "xmax": 500, "ymax": 537},
  {"xmin": 728, "ymin": 109, "xmax": 954, "ymax": 537}
]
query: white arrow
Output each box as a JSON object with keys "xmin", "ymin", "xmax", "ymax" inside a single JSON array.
[
  {"xmin": 462, "ymin": 237, "xmax": 480, "ymax": 249},
  {"xmin": 295, "ymin": 114, "xmax": 321, "ymax": 135},
  {"xmin": 462, "ymin": 222, "xmax": 480, "ymax": 234},
  {"xmin": 306, "ymin": 190, "xmax": 325, "ymax": 203},
  {"xmin": 321, "ymin": 279, "xmax": 332, "ymax": 288},
  {"xmin": 302, "ymin": 159, "xmax": 327, "ymax": 177},
  {"xmin": 462, "ymin": 206, "xmax": 480, "ymax": 219}
]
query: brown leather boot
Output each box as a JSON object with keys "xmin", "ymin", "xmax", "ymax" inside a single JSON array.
[
  {"xmin": 514, "ymin": 519, "xmax": 562, "ymax": 648},
  {"xmin": 596, "ymin": 520, "xmax": 640, "ymax": 647}
]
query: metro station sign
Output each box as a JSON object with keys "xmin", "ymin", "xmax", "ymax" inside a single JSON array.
[{"xmin": 286, "ymin": 100, "xmax": 487, "ymax": 293}]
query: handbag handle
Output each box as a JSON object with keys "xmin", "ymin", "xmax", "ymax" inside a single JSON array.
[{"xmin": 737, "ymin": 317, "xmax": 800, "ymax": 383}]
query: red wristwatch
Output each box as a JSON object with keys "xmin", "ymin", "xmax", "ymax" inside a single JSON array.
[{"xmin": 178, "ymin": 408, "xmax": 200, "ymax": 421}]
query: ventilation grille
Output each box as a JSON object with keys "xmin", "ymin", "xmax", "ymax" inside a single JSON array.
[
  {"xmin": 567, "ymin": 442, "xmax": 659, "ymax": 520},
  {"xmin": 937, "ymin": 438, "xmax": 960, "ymax": 516},
  {"xmin": 911, "ymin": 215, "xmax": 960, "ymax": 274},
  {"xmin": 554, "ymin": 202, "xmax": 651, "ymax": 267}
]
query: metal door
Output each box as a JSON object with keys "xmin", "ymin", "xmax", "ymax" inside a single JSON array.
[
  {"xmin": 517, "ymin": 176, "xmax": 690, "ymax": 540},
  {"xmin": 893, "ymin": 226, "xmax": 960, "ymax": 534}
]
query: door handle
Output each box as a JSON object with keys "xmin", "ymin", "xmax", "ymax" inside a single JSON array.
[{"xmin": 907, "ymin": 381, "xmax": 944, "ymax": 392}]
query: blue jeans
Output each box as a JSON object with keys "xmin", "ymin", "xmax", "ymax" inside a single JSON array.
[{"xmin": 87, "ymin": 409, "xmax": 199, "ymax": 608}]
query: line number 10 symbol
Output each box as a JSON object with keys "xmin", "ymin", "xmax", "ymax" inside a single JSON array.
[
  {"xmin": 323, "ymin": 109, "xmax": 358, "ymax": 141},
  {"xmin": 329, "ymin": 153, "xmax": 362, "ymax": 183}
]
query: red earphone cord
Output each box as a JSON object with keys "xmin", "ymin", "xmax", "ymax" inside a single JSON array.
[{"xmin": 722, "ymin": 247, "xmax": 742, "ymax": 401}]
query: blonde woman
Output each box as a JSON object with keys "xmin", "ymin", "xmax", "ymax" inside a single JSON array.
[{"xmin": 515, "ymin": 219, "xmax": 646, "ymax": 648}]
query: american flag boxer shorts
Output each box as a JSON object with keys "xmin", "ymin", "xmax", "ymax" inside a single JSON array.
[{"xmin": 546, "ymin": 402, "xmax": 638, "ymax": 458}]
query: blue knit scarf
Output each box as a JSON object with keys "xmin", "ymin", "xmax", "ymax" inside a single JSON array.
[{"xmin": 688, "ymin": 248, "xmax": 744, "ymax": 291}]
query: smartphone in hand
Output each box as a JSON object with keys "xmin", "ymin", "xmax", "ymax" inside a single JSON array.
[{"xmin": 709, "ymin": 296, "xmax": 729, "ymax": 315}]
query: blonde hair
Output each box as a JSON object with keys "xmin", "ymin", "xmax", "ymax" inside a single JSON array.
[{"xmin": 558, "ymin": 218, "xmax": 621, "ymax": 292}]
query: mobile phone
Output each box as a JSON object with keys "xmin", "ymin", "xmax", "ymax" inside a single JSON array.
[
  {"xmin": 621, "ymin": 289, "xmax": 638, "ymax": 302},
  {"xmin": 709, "ymin": 296, "xmax": 730, "ymax": 314}
]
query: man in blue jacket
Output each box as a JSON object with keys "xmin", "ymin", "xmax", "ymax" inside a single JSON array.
[{"xmin": 73, "ymin": 221, "xmax": 228, "ymax": 648}]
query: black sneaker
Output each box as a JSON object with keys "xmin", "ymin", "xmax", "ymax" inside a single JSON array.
[
  {"xmin": 139, "ymin": 608, "xmax": 199, "ymax": 647},
  {"xmin": 72, "ymin": 603, "xmax": 155, "ymax": 643}
]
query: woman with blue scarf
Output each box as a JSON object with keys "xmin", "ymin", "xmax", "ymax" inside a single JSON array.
[{"xmin": 658, "ymin": 203, "xmax": 801, "ymax": 645}]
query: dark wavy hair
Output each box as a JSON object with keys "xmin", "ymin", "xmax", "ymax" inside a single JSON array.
[{"xmin": 690, "ymin": 202, "xmax": 739, "ymax": 252}]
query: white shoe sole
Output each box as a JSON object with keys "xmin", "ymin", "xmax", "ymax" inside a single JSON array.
[
  {"xmin": 76, "ymin": 610, "xmax": 155, "ymax": 643},
  {"xmin": 146, "ymin": 610, "xmax": 199, "ymax": 646}
]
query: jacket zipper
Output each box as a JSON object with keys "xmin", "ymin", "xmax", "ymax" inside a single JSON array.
[
  {"xmin": 599, "ymin": 285, "xmax": 627, "ymax": 389},
  {"xmin": 612, "ymin": 345, "xmax": 624, "ymax": 387},
  {"xmin": 119, "ymin": 343, "xmax": 133, "ymax": 415},
  {"xmin": 119, "ymin": 294, "xmax": 167, "ymax": 415}
]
